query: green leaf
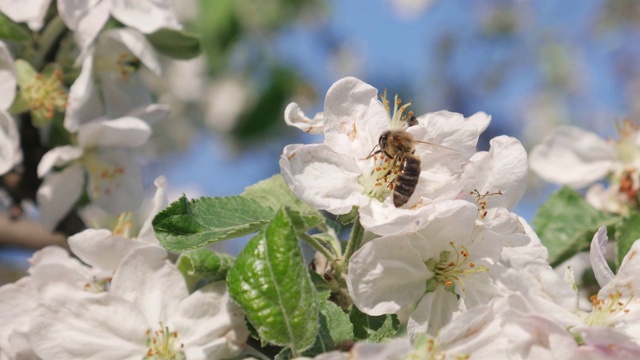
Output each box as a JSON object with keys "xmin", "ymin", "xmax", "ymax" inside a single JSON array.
[
  {"xmin": 349, "ymin": 306, "xmax": 400, "ymax": 342},
  {"xmin": 0, "ymin": 12, "xmax": 30, "ymax": 41},
  {"xmin": 532, "ymin": 187, "xmax": 622, "ymax": 267},
  {"xmin": 614, "ymin": 211, "xmax": 640, "ymax": 269},
  {"xmin": 227, "ymin": 208, "xmax": 319, "ymax": 355},
  {"xmin": 176, "ymin": 249, "xmax": 234, "ymax": 289},
  {"xmin": 243, "ymin": 174, "xmax": 322, "ymax": 220},
  {"xmin": 302, "ymin": 300, "xmax": 354, "ymax": 357},
  {"xmin": 152, "ymin": 195, "xmax": 275, "ymax": 251},
  {"xmin": 146, "ymin": 28, "xmax": 201, "ymax": 59}
]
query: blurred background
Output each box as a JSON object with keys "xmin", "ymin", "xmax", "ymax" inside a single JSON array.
[{"xmin": 3, "ymin": 0, "xmax": 640, "ymax": 281}]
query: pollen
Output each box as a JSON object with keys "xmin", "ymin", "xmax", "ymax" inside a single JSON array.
[
  {"xmin": 144, "ymin": 323, "xmax": 186, "ymax": 360},
  {"xmin": 425, "ymin": 243, "xmax": 488, "ymax": 294},
  {"xmin": 21, "ymin": 66, "xmax": 68, "ymax": 127}
]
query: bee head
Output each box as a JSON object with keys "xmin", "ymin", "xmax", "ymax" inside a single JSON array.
[{"xmin": 378, "ymin": 131, "xmax": 390, "ymax": 151}]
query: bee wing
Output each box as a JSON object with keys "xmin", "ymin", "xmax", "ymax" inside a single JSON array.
[{"xmin": 415, "ymin": 140, "xmax": 458, "ymax": 152}]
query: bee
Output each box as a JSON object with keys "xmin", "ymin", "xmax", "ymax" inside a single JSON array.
[{"xmin": 366, "ymin": 116, "xmax": 454, "ymax": 207}]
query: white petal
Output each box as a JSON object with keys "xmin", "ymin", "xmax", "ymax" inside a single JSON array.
[
  {"xmin": 347, "ymin": 236, "xmax": 431, "ymax": 315},
  {"xmin": 102, "ymin": 28, "xmax": 161, "ymax": 75},
  {"xmin": 0, "ymin": 0, "xmax": 52, "ymax": 30},
  {"xmin": 463, "ymin": 136, "xmax": 528, "ymax": 209},
  {"xmin": 0, "ymin": 41, "xmax": 16, "ymax": 109},
  {"xmin": 37, "ymin": 146, "xmax": 83, "ymax": 177},
  {"xmin": 322, "ymin": 77, "xmax": 383, "ymax": 155},
  {"xmin": 77, "ymin": 117, "xmax": 151, "ymax": 148},
  {"xmin": 0, "ymin": 111, "xmax": 20, "ymax": 175},
  {"xmin": 37, "ymin": 163, "xmax": 85, "ymax": 230},
  {"xmin": 110, "ymin": 0, "xmax": 181, "ymax": 34},
  {"xmin": 359, "ymin": 199, "xmax": 471, "ymax": 237},
  {"xmin": 284, "ymin": 102, "xmax": 324, "ymax": 134},
  {"xmin": 0, "ymin": 277, "xmax": 36, "ymax": 335},
  {"xmin": 64, "ymin": 52, "xmax": 104, "ymax": 132},
  {"xmin": 137, "ymin": 175, "xmax": 168, "ymax": 244},
  {"xmin": 529, "ymin": 126, "xmax": 617, "ymax": 188},
  {"xmin": 29, "ymin": 285, "xmax": 147, "ymax": 359},
  {"xmin": 85, "ymin": 149, "xmax": 144, "ymax": 214},
  {"xmin": 280, "ymin": 143, "xmax": 369, "ymax": 214},
  {"xmin": 407, "ymin": 286, "xmax": 459, "ymax": 337},
  {"xmin": 110, "ymin": 245, "xmax": 184, "ymax": 323},
  {"xmin": 60, "ymin": 0, "xmax": 110, "ymax": 52},
  {"xmin": 600, "ymin": 239, "xmax": 640, "ymax": 299},
  {"xmin": 68, "ymin": 229, "xmax": 146, "ymax": 271},
  {"xmin": 590, "ymin": 226, "xmax": 614, "ymax": 287},
  {"xmin": 125, "ymin": 103, "xmax": 171, "ymax": 125},
  {"xmin": 173, "ymin": 282, "xmax": 248, "ymax": 359},
  {"xmin": 99, "ymin": 71, "xmax": 153, "ymax": 118}
]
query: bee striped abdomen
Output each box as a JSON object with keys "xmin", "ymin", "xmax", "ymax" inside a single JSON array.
[{"xmin": 393, "ymin": 155, "xmax": 421, "ymax": 207}]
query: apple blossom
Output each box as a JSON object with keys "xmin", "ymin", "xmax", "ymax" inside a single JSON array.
[
  {"xmin": 530, "ymin": 123, "xmax": 640, "ymax": 214},
  {"xmin": 346, "ymin": 202, "xmax": 529, "ymax": 336},
  {"xmin": 36, "ymin": 105, "xmax": 168, "ymax": 230},
  {"xmin": 281, "ymin": 77, "xmax": 528, "ymax": 236},
  {"xmin": 0, "ymin": 0, "xmax": 51, "ymax": 31},
  {"xmin": 28, "ymin": 246, "xmax": 249, "ymax": 360}
]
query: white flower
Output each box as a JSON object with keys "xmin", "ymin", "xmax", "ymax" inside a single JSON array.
[
  {"xmin": 346, "ymin": 202, "xmax": 529, "ymax": 336},
  {"xmin": 0, "ymin": 277, "xmax": 38, "ymax": 360},
  {"xmin": 58, "ymin": 0, "xmax": 181, "ymax": 52},
  {"xmin": 36, "ymin": 106, "xmax": 167, "ymax": 230},
  {"xmin": 0, "ymin": 0, "xmax": 51, "ymax": 30},
  {"xmin": 281, "ymin": 77, "xmax": 527, "ymax": 236},
  {"xmin": 530, "ymin": 124, "xmax": 640, "ymax": 214},
  {"xmin": 0, "ymin": 41, "xmax": 21, "ymax": 175},
  {"xmin": 28, "ymin": 246, "xmax": 248, "ymax": 360},
  {"xmin": 65, "ymin": 28, "xmax": 164, "ymax": 132}
]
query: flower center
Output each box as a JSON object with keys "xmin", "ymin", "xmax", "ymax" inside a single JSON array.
[
  {"xmin": 81, "ymin": 152, "xmax": 127, "ymax": 199},
  {"xmin": 144, "ymin": 323, "xmax": 185, "ymax": 360},
  {"xmin": 112, "ymin": 212, "xmax": 133, "ymax": 238},
  {"xmin": 83, "ymin": 276, "xmax": 111, "ymax": 293},
  {"xmin": 21, "ymin": 68, "xmax": 68, "ymax": 127},
  {"xmin": 583, "ymin": 291, "xmax": 631, "ymax": 327},
  {"xmin": 424, "ymin": 242, "xmax": 488, "ymax": 295}
]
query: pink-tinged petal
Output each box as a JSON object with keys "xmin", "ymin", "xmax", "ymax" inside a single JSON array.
[
  {"xmin": 0, "ymin": 111, "xmax": 20, "ymax": 175},
  {"xmin": 36, "ymin": 146, "xmax": 83, "ymax": 177},
  {"xmin": 137, "ymin": 176, "xmax": 168, "ymax": 244},
  {"xmin": 64, "ymin": 53, "xmax": 104, "ymax": 132},
  {"xmin": 462, "ymin": 136, "xmax": 528, "ymax": 209},
  {"xmin": 37, "ymin": 163, "xmax": 85, "ymax": 230},
  {"xmin": 530, "ymin": 126, "xmax": 617, "ymax": 188},
  {"xmin": 323, "ymin": 77, "xmax": 382, "ymax": 154},
  {"xmin": 173, "ymin": 282, "xmax": 248, "ymax": 359},
  {"xmin": 110, "ymin": 0, "xmax": 181, "ymax": 34},
  {"xmin": 0, "ymin": 0, "xmax": 52, "ymax": 30},
  {"xmin": 29, "ymin": 285, "xmax": 147, "ymax": 360},
  {"xmin": 85, "ymin": 149, "xmax": 143, "ymax": 214},
  {"xmin": 574, "ymin": 327, "xmax": 640, "ymax": 360},
  {"xmin": 407, "ymin": 286, "xmax": 459, "ymax": 337},
  {"xmin": 280, "ymin": 143, "xmax": 369, "ymax": 215},
  {"xmin": 284, "ymin": 102, "xmax": 324, "ymax": 134},
  {"xmin": 77, "ymin": 117, "xmax": 151, "ymax": 148},
  {"xmin": 347, "ymin": 236, "xmax": 431, "ymax": 315},
  {"xmin": 600, "ymin": 239, "xmax": 640, "ymax": 299},
  {"xmin": 110, "ymin": 246, "xmax": 183, "ymax": 323},
  {"xmin": 68, "ymin": 229, "xmax": 147, "ymax": 271},
  {"xmin": 0, "ymin": 42, "xmax": 16, "ymax": 109},
  {"xmin": 590, "ymin": 226, "xmax": 614, "ymax": 288},
  {"xmin": 350, "ymin": 338, "xmax": 412, "ymax": 360}
]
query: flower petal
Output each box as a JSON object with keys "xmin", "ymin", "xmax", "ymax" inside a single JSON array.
[
  {"xmin": 110, "ymin": 0, "xmax": 181, "ymax": 34},
  {"xmin": 64, "ymin": 52, "xmax": 104, "ymax": 132},
  {"xmin": 590, "ymin": 226, "xmax": 614, "ymax": 288},
  {"xmin": 85, "ymin": 149, "xmax": 144, "ymax": 214},
  {"xmin": 0, "ymin": 41, "xmax": 17, "ymax": 110},
  {"xmin": 280, "ymin": 143, "xmax": 369, "ymax": 214},
  {"xmin": 284, "ymin": 102, "xmax": 324, "ymax": 134},
  {"xmin": 462, "ymin": 136, "xmax": 528, "ymax": 209},
  {"xmin": 347, "ymin": 236, "xmax": 432, "ymax": 315},
  {"xmin": 37, "ymin": 163, "xmax": 85, "ymax": 230},
  {"xmin": 68, "ymin": 229, "xmax": 146, "ymax": 271},
  {"xmin": 110, "ymin": 245, "xmax": 184, "ymax": 323},
  {"xmin": 137, "ymin": 175, "xmax": 168, "ymax": 244},
  {"xmin": 29, "ymin": 284, "xmax": 147, "ymax": 360},
  {"xmin": 0, "ymin": 0, "xmax": 52, "ymax": 30},
  {"xmin": 37, "ymin": 146, "xmax": 84, "ymax": 177},
  {"xmin": 407, "ymin": 286, "xmax": 459, "ymax": 337},
  {"xmin": 77, "ymin": 117, "xmax": 151, "ymax": 148},
  {"xmin": 0, "ymin": 110, "xmax": 20, "ymax": 175},
  {"xmin": 529, "ymin": 126, "xmax": 617, "ymax": 188}
]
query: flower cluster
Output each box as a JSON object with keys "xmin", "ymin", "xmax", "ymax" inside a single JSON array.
[
  {"xmin": 0, "ymin": 178, "xmax": 249, "ymax": 359},
  {"xmin": 281, "ymin": 77, "xmax": 640, "ymax": 358}
]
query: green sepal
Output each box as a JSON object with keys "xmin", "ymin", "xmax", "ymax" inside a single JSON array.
[{"xmin": 145, "ymin": 28, "xmax": 201, "ymax": 60}]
